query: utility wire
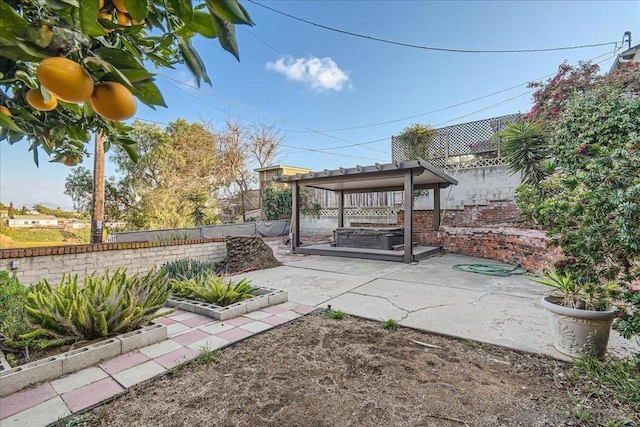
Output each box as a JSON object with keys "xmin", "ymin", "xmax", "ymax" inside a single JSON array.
[{"xmin": 247, "ymin": 0, "xmax": 619, "ymax": 54}]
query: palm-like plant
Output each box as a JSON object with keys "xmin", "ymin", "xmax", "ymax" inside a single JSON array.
[
  {"xmin": 493, "ymin": 120, "xmax": 551, "ymax": 186},
  {"xmin": 170, "ymin": 273, "xmax": 258, "ymax": 306}
]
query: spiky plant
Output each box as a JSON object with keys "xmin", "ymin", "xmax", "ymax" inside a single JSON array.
[
  {"xmin": 164, "ymin": 258, "xmax": 217, "ymax": 280},
  {"xmin": 492, "ymin": 120, "xmax": 550, "ymax": 187},
  {"xmin": 170, "ymin": 273, "xmax": 258, "ymax": 306},
  {"xmin": 21, "ymin": 268, "xmax": 171, "ymax": 348}
]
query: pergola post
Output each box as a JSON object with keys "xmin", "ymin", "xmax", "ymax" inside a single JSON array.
[
  {"xmin": 433, "ymin": 185, "xmax": 441, "ymax": 231},
  {"xmin": 337, "ymin": 190, "xmax": 344, "ymax": 228},
  {"xmin": 403, "ymin": 170, "xmax": 414, "ymax": 263},
  {"xmin": 291, "ymin": 181, "xmax": 300, "ymax": 249}
]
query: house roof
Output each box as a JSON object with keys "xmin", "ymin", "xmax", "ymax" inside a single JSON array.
[
  {"xmin": 274, "ymin": 158, "xmax": 457, "ymax": 194},
  {"xmin": 10, "ymin": 215, "xmax": 58, "ymax": 220},
  {"xmin": 610, "ymin": 43, "xmax": 640, "ymax": 73},
  {"xmin": 254, "ymin": 164, "xmax": 313, "ymax": 173}
]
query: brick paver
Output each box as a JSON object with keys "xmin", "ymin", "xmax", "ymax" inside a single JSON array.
[
  {"xmin": 0, "ymin": 397, "xmax": 70, "ymax": 427},
  {"xmin": 0, "ymin": 382, "xmax": 57, "ymax": 419},
  {"xmin": 172, "ymin": 329, "xmax": 211, "ymax": 346},
  {"xmin": 215, "ymin": 327, "xmax": 253, "ymax": 342},
  {"xmin": 99, "ymin": 351, "xmax": 149, "ymax": 375},
  {"xmin": 240, "ymin": 320, "xmax": 273, "ymax": 333},
  {"xmin": 139, "ymin": 340, "xmax": 183, "ymax": 359},
  {"xmin": 224, "ymin": 316, "xmax": 254, "ymax": 326},
  {"xmin": 112, "ymin": 361, "xmax": 166, "ymax": 389},
  {"xmin": 262, "ymin": 305, "xmax": 288, "ymax": 314},
  {"xmin": 294, "ymin": 304, "xmax": 318, "ymax": 314},
  {"xmin": 181, "ymin": 315, "xmax": 214, "ymax": 328},
  {"xmin": 50, "ymin": 367, "xmax": 109, "ymax": 395},
  {"xmin": 154, "ymin": 348, "xmax": 199, "ymax": 370},
  {"xmin": 261, "ymin": 315, "xmax": 290, "ymax": 326},
  {"xmin": 61, "ymin": 378, "xmax": 124, "ymax": 413},
  {"xmin": 243, "ymin": 310, "xmax": 272, "ymax": 320}
]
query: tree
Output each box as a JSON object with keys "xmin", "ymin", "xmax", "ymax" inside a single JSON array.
[
  {"xmin": 110, "ymin": 119, "xmax": 226, "ymax": 229},
  {"xmin": 0, "ymin": 0, "xmax": 253, "ymax": 165},
  {"xmin": 250, "ymin": 124, "xmax": 284, "ymax": 168}
]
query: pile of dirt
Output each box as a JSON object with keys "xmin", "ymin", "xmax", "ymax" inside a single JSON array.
[
  {"xmin": 82, "ymin": 314, "xmax": 637, "ymax": 426},
  {"xmin": 216, "ymin": 236, "xmax": 280, "ymax": 274}
]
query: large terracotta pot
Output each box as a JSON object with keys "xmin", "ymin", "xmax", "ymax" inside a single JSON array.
[{"xmin": 541, "ymin": 296, "xmax": 617, "ymax": 359}]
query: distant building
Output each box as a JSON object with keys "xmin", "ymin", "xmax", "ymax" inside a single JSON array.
[
  {"xmin": 610, "ymin": 42, "xmax": 640, "ymax": 72},
  {"xmin": 254, "ymin": 165, "xmax": 313, "ymax": 190},
  {"xmin": 0, "ymin": 210, "xmax": 8, "ymax": 218},
  {"xmin": 65, "ymin": 219, "xmax": 90, "ymax": 229},
  {"xmin": 7, "ymin": 215, "xmax": 59, "ymax": 228}
]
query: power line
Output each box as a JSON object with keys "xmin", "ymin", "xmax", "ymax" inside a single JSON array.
[{"xmin": 247, "ymin": 0, "xmax": 619, "ymax": 54}]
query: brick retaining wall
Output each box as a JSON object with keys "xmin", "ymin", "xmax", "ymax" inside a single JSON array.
[
  {"xmin": 0, "ymin": 238, "xmax": 227, "ymax": 285},
  {"xmin": 415, "ymin": 227, "xmax": 561, "ymax": 273},
  {"xmin": 397, "ymin": 200, "xmax": 520, "ymax": 229}
]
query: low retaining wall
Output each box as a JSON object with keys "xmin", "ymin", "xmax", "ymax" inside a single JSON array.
[
  {"xmin": 415, "ymin": 226, "xmax": 561, "ymax": 273},
  {"xmin": 0, "ymin": 238, "xmax": 227, "ymax": 285}
]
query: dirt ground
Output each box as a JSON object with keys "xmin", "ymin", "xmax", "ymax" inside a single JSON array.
[{"xmin": 80, "ymin": 313, "xmax": 636, "ymax": 427}]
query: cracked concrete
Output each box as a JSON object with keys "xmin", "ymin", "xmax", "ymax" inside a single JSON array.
[{"xmin": 235, "ymin": 253, "xmax": 639, "ymax": 361}]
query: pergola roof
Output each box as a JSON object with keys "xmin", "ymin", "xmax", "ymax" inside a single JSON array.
[{"xmin": 274, "ymin": 158, "xmax": 458, "ymax": 193}]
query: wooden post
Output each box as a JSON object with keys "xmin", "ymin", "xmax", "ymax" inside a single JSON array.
[
  {"xmin": 433, "ymin": 185, "xmax": 441, "ymax": 231},
  {"xmin": 337, "ymin": 190, "xmax": 344, "ymax": 228},
  {"xmin": 291, "ymin": 181, "xmax": 300, "ymax": 249},
  {"xmin": 403, "ymin": 170, "xmax": 413, "ymax": 263},
  {"xmin": 91, "ymin": 132, "xmax": 105, "ymax": 244}
]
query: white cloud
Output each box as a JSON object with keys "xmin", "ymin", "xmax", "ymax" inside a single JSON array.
[{"xmin": 266, "ymin": 56, "xmax": 350, "ymax": 92}]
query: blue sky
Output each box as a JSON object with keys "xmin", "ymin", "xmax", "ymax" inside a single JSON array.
[{"xmin": 1, "ymin": 0, "xmax": 638, "ymax": 209}]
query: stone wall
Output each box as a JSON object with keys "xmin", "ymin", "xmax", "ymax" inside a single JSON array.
[
  {"xmin": 0, "ymin": 239, "xmax": 227, "ymax": 285},
  {"xmin": 414, "ymin": 227, "xmax": 561, "ymax": 273},
  {"xmin": 397, "ymin": 200, "xmax": 520, "ymax": 229}
]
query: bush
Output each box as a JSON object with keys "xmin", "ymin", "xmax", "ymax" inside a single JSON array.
[
  {"xmin": 164, "ymin": 258, "xmax": 217, "ymax": 280},
  {"xmin": 21, "ymin": 268, "xmax": 171, "ymax": 347},
  {"xmin": 0, "ymin": 272, "xmax": 33, "ymax": 349},
  {"xmin": 170, "ymin": 273, "xmax": 258, "ymax": 306}
]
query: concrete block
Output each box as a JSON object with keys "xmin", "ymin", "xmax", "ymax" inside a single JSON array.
[
  {"xmin": 0, "ymin": 356, "xmax": 63, "ymax": 397},
  {"xmin": 61, "ymin": 338, "xmax": 121, "ymax": 374},
  {"xmin": 268, "ymin": 290, "xmax": 289, "ymax": 306},
  {"xmin": 216, "ymin": 302, "xmax": 247, "ymax": 321},
  {"xmin": 244, "ymin": 294, "xmax": 269, "ymax": 312},
  {"xmin": 118, "ymin": 324, "xmax": 167, "ymax": 354}
]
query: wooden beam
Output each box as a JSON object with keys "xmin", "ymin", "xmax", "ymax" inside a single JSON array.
[
  {"xmin": 403, "ymin": 170, "xmax": 413, "ymax": 263},
  {"xmin": 433, "ymin": 185, "xmax": 441, "ymax": 231},
  {"xmin": 337, "ymin": 190, "xmax": 344, "ymax": 228},
  {"xmin": 291, "ymin": 182, "xmax": 300, "ymax": 249}
]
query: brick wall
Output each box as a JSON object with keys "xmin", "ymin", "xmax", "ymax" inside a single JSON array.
[
  {"xmin": 414, "ymin": 227, "xmax": 561, "ymax": 273},
  {"xmin": 397, "ymin": 200, "xmax": 520, "ymax": 230},
  {"xmin": 0, "ymin": 238, "xmax": 227, "ymax": 285}
]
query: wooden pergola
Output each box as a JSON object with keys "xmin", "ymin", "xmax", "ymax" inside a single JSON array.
[{"xmin": 275, "ymin": 159, "xmax": 458, "ymax": 263}]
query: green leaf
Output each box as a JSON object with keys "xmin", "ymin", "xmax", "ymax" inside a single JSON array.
[
  {"xmin": 79, "ymin": 0, "xmax": 107, "ymax": 37},
  {"xmin": 206, "ymin": 0, "xmax": 254, "ymax": 25},
  {"xmin": 94, "ymin": 47, "xmax": 146, "ymax": 71},
  {"xmin": 186, "ymin": 10, "xmax": 217, "ymax": 38},
  {"xmin": 0, "ymin": 1, "xmax": 29, "ymax": 33},
  {"xmin": 120, "ymin": 142, "xmax": 139, "ymax": 163},
  {"xmin": 118, "ymin": 68, "xmax": 155, "ymax": 84},
  {"xmin": 179, "ymin": 40, "xmax": 211, "ymax": 86},
  {"xmin": 133, "ymin": 80, "xmax": 166, "ymax": 108},
  {"xmin": 0, "ymin": 113, "xmax": 25, "ymax": 133},
  {"xmin": 47, "ymin": 0, "xmax": 79, "ymax": 8},
  {"xmin": 170, "ymin": 0, "xmax": 194, "ymax": 24},
  {"xmin": 209, "ymin": 13, "xmax": 239, "ymax": 60},
  {"xmin": 123, "ymin": 0, "xmax": 148, "ymax": 21}
]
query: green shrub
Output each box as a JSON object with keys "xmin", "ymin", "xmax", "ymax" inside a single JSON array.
[
  {"xmin": 171, "ymin": 273, "xmax": 258, "ymax": 306},
  {"xmin": 381, "ymin": 319, "xmax": 399, "ymax": 331},
  {"xmin": 164, "ymin": 258, "xmax": 217, "ymax": 280},
  {"xmin": 21, "ymin": 268, "xmax": 171, "ymax": 347},
  {"xmin": 0, "ymin": 272, "xmax": 33, "ymax": 349}
]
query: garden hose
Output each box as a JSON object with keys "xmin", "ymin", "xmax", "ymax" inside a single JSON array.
[{"xmin": 451, "ymin": 263, "xmax": 527, "ymax": 277}]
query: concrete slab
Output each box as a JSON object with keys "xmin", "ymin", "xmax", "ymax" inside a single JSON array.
[
  {"xmin": 50, "ymin": 367, "xmax": 109, "ymax": 395},
  {"xmin": 236, "ymin": 265, "xmax": 370, "ymax": 306},
  {"xmin": 187, "ymin": 335, "xmax": 229, "ymax": 352},
  {"xmin": 112, "ymin": 360, "xmax": 166, "ymax": 389},
  {"xmin": 0, "ymin": 396, "xmax": 70, "ymax": 427},
  {"xmin": 323, "ymin": 292, "xmax": 408, "ymax": 322},
  {"xmin": 199, "ymin": 322, "xmax": 236, "ymax": 335},
  {"xmin": 61, "ymin": 377, "xmax": 124, "ymax": 413},
  {"xmin": 288, "ymin": 256, "xmax": 406, "ymax": 278},
  {"xmin": 0, "ymin": 382, "xmax": 57, "ymax": 419},
  {"xmin": 154, "ymin": 348, "xmax": 199, "ymax": 369},
  {"xmin": 139, "ymin": 340, "xmax": 183, "ymax": 359},
  {"xmin": 240, "ymin": 321, "xmax": 273, "ymax": 334}
]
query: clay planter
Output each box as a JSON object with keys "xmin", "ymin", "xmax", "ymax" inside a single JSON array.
[{"xmin": 541, "ymin": 296, "xmax": 616, "ymax": 359}]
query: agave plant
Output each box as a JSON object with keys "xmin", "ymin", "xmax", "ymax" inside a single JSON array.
[
  {"xmin": 171, "ymin": 273, "xmax": 258, "ymax": 306},
  {"xmin": 531, "ymin": 268, "xmax": 616, "ymax": 311},
  {"xmin": 164, "ymin": 258, "xmax": 217, "ymax": 280},
  {"xmin": 21, "ymin": 268, "xmax": 171, "ymax": 348}
]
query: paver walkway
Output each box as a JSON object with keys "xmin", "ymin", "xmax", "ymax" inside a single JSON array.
[{"xmin": 0, "ymin": 302, "xmax": 316, "ymax": 426}]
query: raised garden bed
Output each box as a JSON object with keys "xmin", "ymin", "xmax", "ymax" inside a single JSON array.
[
  {"xmin": 166, "ymin": 287, "xmax": 288, "ymax": 321},
  {"xmin": 0, "ymin": 323, "xmax": 167, "ymax": 397}
]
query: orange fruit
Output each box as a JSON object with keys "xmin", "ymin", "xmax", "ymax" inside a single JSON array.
[
  {"xmin": 116, "ymin": 12, "xmax": 132, "ymax": 26},
  {"xmin": 64, "ymin": 155, "xmax": 80, "ymax": 167},
  {"xmin": 99, "ymin": 0, "xmax": 105, "ymax": 9},
  {"xmin": 112, "ymin": 0, "xmax": 128, "ymax": 13},
  {"xmin": 90, "ymin": 81, "xmax": 136, "ymax": 121},
  {"xmin": 0, "ymin": 106, "xmax": 10, "ymax": 116},
  {"xmin": 26, "ymin": 89, "xmax": 58, "ymax": 111},
  {"xmin": 36, "ymin": 57, "xmax": 94, "ymax": 103},
  {"xmin": 98, "ymin": 10, "xmax": 112, "ymax": 20}
]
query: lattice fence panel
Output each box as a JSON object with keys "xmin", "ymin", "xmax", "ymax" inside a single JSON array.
[{"xmin": 392, "ymin": 113, "xmax": 521, "ymax": 167}]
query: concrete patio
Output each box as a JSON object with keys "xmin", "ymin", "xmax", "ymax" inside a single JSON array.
[{"xmin": 243, "ymin": 250, "xmax": 638, "ymax": 361}]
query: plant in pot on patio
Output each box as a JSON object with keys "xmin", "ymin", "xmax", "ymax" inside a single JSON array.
[{"xmin": 532, "ymin": 269, "xmax": 618, "ymax": 359}]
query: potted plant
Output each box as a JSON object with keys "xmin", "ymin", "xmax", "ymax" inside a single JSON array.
[{"xmin": 532, "ymin": 269, "xmax": 618, "ymax": 359}]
